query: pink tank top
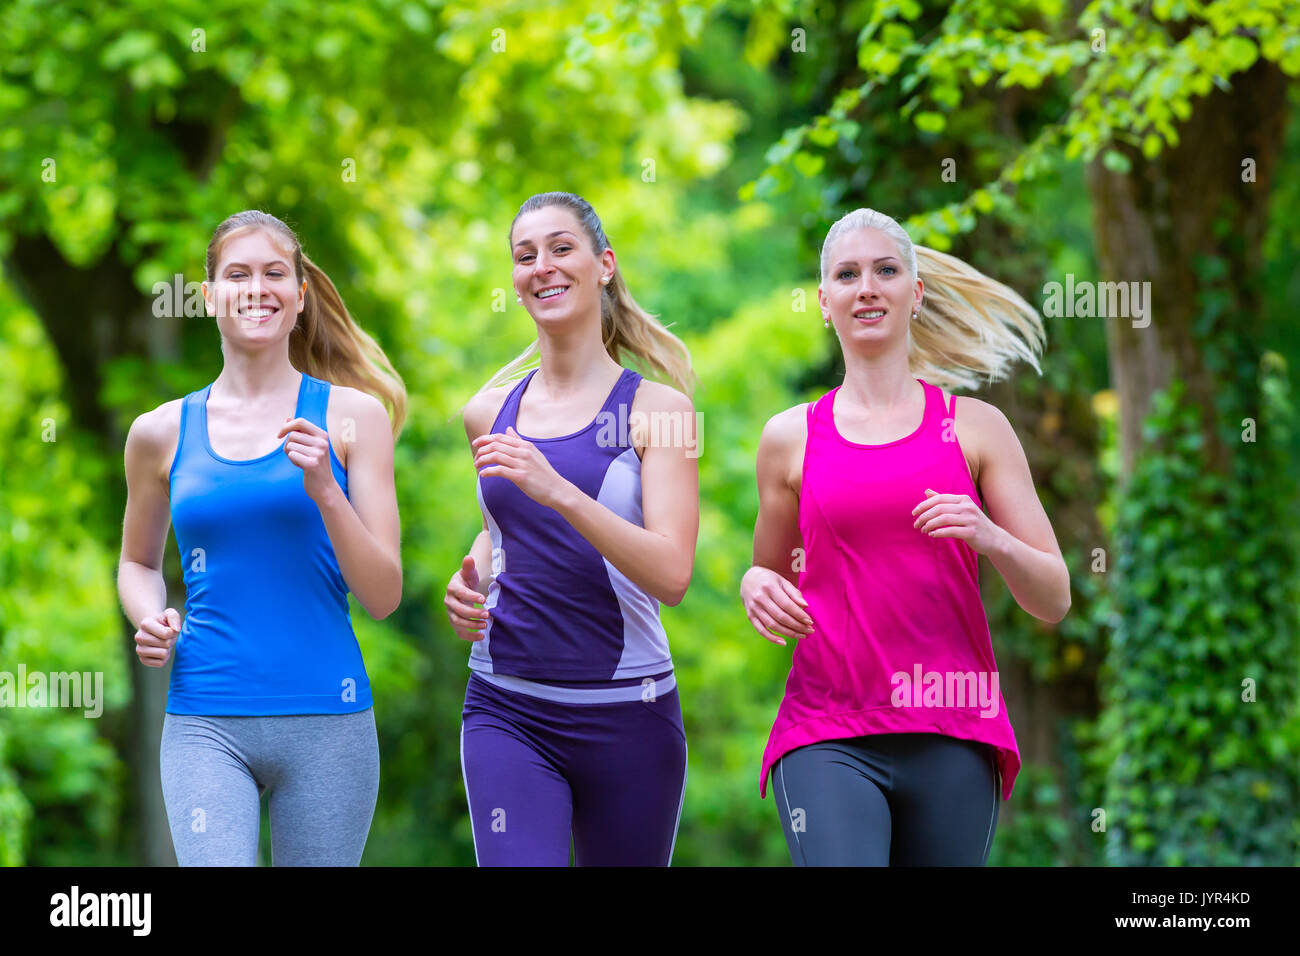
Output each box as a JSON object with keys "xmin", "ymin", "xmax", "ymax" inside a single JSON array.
[{"xmin": 759, "ymin": 379, "xmax": 1021, "ymax": 800}]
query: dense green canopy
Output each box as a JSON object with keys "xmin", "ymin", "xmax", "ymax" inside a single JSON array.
[{"xmin": 2, "ymin": 0, "xmax": 1298, "ymax": 865}]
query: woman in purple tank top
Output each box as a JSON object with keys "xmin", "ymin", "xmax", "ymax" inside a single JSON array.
[
  {"xmin": 445, "ymin": 192, "xmax": 700, "ymax": 866},
  {"xmin": 741, "ymin": 208, "xmax": 1071, "ymax": 866}
]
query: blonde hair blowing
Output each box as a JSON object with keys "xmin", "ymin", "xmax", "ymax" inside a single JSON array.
[
  {"xmin": 478, "ymin": 192, "xmax": 697, "ymax": 397},
  {"xmin": 206, "ymin": 211, "xmax": 407, "ymax": 437},
  {"xmin": 820, "ymin": 208, "xmax": 1045, "ymax": 392}
]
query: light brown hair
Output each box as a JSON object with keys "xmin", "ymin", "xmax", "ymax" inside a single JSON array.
[{"xmin": 206, "ymin": 210, "xmax": 407, "ymax": 436}]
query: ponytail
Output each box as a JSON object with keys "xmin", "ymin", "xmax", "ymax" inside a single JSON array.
[
  {"xmin": 206, "ymin": 211, "xmax": 407, "ymax": 437},
  {"xmin": 294, "ymin": 255, "xmax": 407, "ymax": 436},
  {"xmin": 821, "ymin": 208, "xmax": 1045, "ymax": 392},
  {"xmin": 476, "ymin": 192, "xmax": 696, "ymax": 398}
]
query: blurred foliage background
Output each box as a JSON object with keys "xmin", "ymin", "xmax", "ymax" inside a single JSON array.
[{"xmin": 1, "ymin": 0, "xmax": 1298, "ymax": 865}]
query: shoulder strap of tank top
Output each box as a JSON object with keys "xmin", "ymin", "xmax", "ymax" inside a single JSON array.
[
  {"xmin": 800, "ymin": 392, "xmax": 825, "ymax": 478},
  {"xmin": 298, "ymin": 374, "xmax": 329, "ymax": 430},
  {"xmin": 933, "ymin": 381, "xmax": 961, "ymax": 438},
  {"xmin": 491, "ymin": 369, "xmax": 538, "ymax": 432},
  {"xmin": 803, "ymin": 387, "xmax": 838, "ymax": 474},
  {"xmin": 923, "ymin": 379, "xmax": 969, "ymax": 472},
  {"xmin": 915, "ymin": 379, "xmax": 943, "ymax": 434},
  {"xmin": 604, "ymin": 367, "xmax": 640, "ymax": 416},
  {"xmin": 807, "ymin": 387, "xmax": 833, "ymax": 435},
  {"xmin": 812, "ymin": 386, "xmax": 840, "ymax": 432},
  {"xmin": 174, "ymin": 386, "xmax": 208, "ymax": 463}
]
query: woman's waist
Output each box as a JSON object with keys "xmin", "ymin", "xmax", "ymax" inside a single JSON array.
[
  {"xmin": 770, "ymin": 690, "xmax": 1015, "ymax": 742},
  {"xmin": 794, "ymin": 539, "xmax": 980, "ymax": 583},
  {"xmin": 179, "ymin": 564, "xmax": 348, "ymax": 607},
  {"xmin": 783, "ymin": 652, "xmax": 1006, "ymax": 716},
  {"xmin": 794, "ymin": 583, "xmax": 989, "ymax": 633},
  {"xmin": 468, "ymin": 668, "xmax": 675, "ymax": 704},
  {"xmin": 178, "ymin": 608, "xmax": 358, "ymax": 646},
  {"xmin": 788, "ymin": 631, "xmax": 999, "ymax": 674},
  {"xmin": 486, "ymin": 581, "xmax": 664, "ymax": 629}
]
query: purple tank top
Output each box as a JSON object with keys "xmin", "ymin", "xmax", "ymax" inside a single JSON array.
[
  {"xmin": 471, "ymin": 367, "xmax": 673, "ymax": 682},
  {"xmin": 759, "ymin": 379, "xmax": 1021, "ymax": 800}
]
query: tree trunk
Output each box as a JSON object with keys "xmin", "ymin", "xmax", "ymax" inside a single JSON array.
[{"xmin": 1085, "ymin": 60, "xmax": 1290, "ymax": 478}]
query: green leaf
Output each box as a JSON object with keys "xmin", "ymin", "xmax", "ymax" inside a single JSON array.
[
  {"xmin": 914, "ymin": 111, "xmax": 946, "ymax": 134},
  {"xmin": 1102, "ymin": 150, "xmax": 1132, "ymax": 174},
  {"xmin": 862, "ymin": 47, "xmax": 903, "ymax": 76},
  {"xmin": 806, "ymin": 124, "xmax": 838, "ymax": 148},
  {"xmin": 1220, "ymin": 35, "xmax": 1258, "ymax": 72},
  {"xmin": 792, "ymin": 150, "xmax": 825, "ymax": 178},
  {"xmin": 932, "ymin": 82, "xmax": 962, "ymax": 109},
  {"xmin": 832, "ymin": 119, "xmax": 860, "ymax": 141}
]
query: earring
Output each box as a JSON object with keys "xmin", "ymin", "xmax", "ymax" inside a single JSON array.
[
  {"xmin": 600, "ymin": 276, "xmax": 609, "ymax": 285},
  {"xmin": 824, "ymin": 318, "xmax": 830, "ymax": 328}
]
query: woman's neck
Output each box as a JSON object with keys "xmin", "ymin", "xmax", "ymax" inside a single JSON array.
[
  {"xmin": 838, "ymin": 351, "xmax": 919, "ymax": 410},
  {"xmin": 214, "ymin": 345, "xmax": 300, "ymax": 400},
  {"xmin": 534, "ymin": 316, "xmax": 623, "ymax": 397}
]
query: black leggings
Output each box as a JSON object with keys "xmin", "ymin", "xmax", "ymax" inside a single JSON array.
[{"xmin": 770, "ymin": 733, "xmax": 1001, "ymax": 866}]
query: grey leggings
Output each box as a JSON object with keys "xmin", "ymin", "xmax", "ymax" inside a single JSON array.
[
  {"xmin": 160, "ymin": 709, "xmax": 379, "ymax": 866},
  {"xmin": 771, "ymin": 733, "xmax": 1001, "ymax": 866}
]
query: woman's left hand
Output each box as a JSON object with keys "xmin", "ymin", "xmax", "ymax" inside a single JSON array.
[
  {"xmin": 473, "ymin": 426, "xmax": 573, "ymax": 508},
  {"xmin": 912, "ymin": 488, "xmax": 1004, "ymax": 556},
  {"xmin": 278, "ymin": 417, "xmax": 341, "ymax": 504}
]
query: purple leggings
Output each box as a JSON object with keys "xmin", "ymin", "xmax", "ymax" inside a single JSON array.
[{"xmin": 460, "ymin": 673, "xmax": 687, "ymax": 866}]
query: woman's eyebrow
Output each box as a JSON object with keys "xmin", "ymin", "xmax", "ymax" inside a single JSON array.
[
  {"xmin": 222, "ymin": 260, "xmax": 291, "ymax": 269},
  {"xmin": 514, "ymin": 230, "xmax": 578, "ymax": 249}
]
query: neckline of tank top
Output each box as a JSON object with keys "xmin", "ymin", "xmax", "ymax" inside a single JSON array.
[
  {"xmin": 509, "ymin": 366, "xmax": 634, "ymax": 443},
  {"xmin": 200, "ymin": 372, "xmax": 308, "ymax": 466},
  {"xmin": 823, "ymin": 378, "xmax": 938, "ymax": 450}
]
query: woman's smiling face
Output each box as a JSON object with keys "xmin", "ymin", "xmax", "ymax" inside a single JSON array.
[
  {"xmin": 819, "ymin": 227, "xmax": 922, "ymax": 343},
  {"xmin": 510, "ymin": 205, "xmax": 611, "ymax": 325},
  {"xmin": 203, "ymin": 228, "xmax": 305, "ymax": 346}
]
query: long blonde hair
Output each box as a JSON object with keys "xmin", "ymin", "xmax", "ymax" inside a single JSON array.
[
  {"xmin": 820, "ymin": 208, "xmax": 1045, "ymax": 391},
  {"xmin": 206, "ymin": 210, "xmax": 407, "ymax": 436},
  {"xmin": 476, "ymin": 192, "xmax": 696, "ymax": 396}
]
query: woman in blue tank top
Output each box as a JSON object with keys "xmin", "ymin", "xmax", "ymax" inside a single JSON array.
[
  {"xmin": 117, "ymin": 210, "xmax": 405, "ymax": 866},
  {"xmin": 446, "ymin": 192, "xmax": 701, "ymax": 865}
]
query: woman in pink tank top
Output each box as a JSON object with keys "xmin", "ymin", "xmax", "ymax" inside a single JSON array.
[{"xmin": 741, "ymin": 208, "xmax": 1071, "ymax": 865}]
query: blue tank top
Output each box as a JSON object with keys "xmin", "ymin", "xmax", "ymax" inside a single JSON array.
[
  {"xmin": 166, "ymin": 372, "xmax": 373, "ymax": 715},
  {"xmin": 471, "ymin": 367, "xmax": 674, "ymax": 684}
]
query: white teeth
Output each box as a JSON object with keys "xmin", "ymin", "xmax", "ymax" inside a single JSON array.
[
  {"xmin": 537, "ymin": 287, "xmax": 567, "ymax": 299},
  {"xmin": 244, "ymin": 308, "xmax": 275, "ymax": 317},
  {"xmin": 859, "ymin": 310, "xmax": 886, "ymax": 318}
]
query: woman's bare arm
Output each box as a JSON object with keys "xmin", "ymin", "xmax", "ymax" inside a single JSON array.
[
  {"xmin": 311, "ymin": 387, "xmax": 402, "ymax": 620},
  {"xmin": 954, "ymin": 396, "xmax": 1071, "ymax": 623},
  {"xmin": 118, "ymin": 402, "xmax": 180, "ymax": 630},
  {"xmin": 740, "ymin": 405, "xmax": 815, "ymax": 643}
]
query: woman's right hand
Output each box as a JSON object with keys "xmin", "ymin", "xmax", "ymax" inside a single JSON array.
[
  {"xmin": 135, "ymin": 608, "xmax": 181, "ymax": 667},
  {"xmin": 740, "ymin": 566, "xmax": 815, "ymax": 646},
  {"xmin": 445, "ymin": 555, "xmax": 490, "ymax": 641}
]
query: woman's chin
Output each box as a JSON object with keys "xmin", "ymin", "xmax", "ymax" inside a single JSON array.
[
  {"xmin": 838, "ymin": 323, "xmax": 906, "ymax": 351},
  {"xmin": 219, "ymin": 322, "xmax": 294, "ymax": 346},
  {"xmin": 528, "ymin": 306, "xmax": 585, "ymax": 330}
]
